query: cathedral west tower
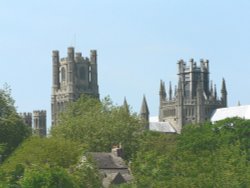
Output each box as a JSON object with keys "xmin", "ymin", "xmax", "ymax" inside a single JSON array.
[{"xmin": 51, "ymin": 47, "xmax": 99, "ymax": 125}]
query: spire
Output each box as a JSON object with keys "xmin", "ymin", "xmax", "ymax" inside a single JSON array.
[
  {"xmin": 159, "ymin": 80, "xmax": 166, "ymax": 100},
  {"xmin": 123, "ymin": 97, "xmax": 129, "ymax": 113},
  {"xmin": 140, "ymin": 95, "xmax": 150, "ymax": 129},
  {"xmin": 221, "ymin": 78, "xmax": 227, "ymax": 94},
  {"xmin": 210, "ymin": 81, "xmax": 214, "ymax": 97},
  {"xmin": 140, "ymin": 95, "xmax": 149, "ymax": 116},
  {"xmin": 214, "ymin": 84, "xmax": 217, "ymax": 100},
  {"xmin": 221, "ymin": 78, "xmax": 227, "ymax": 107},
  {"xmin": 169, "ymin": 82, "xmax": 172, "ymax": 100}
]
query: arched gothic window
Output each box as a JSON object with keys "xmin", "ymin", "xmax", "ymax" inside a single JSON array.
[
  {"xmin": 89, "ymin": 66, "xmax": 92, "ymax": 82},
  {"xmin": 61, "ymin": 67, "xmax": 66, "ymax": 82}
]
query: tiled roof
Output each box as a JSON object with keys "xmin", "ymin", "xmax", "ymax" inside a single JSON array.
[
  {"xmin": 150, "ymin": 122, "xmax": 176, "ymax": 133},
  {"xmin": 89, "ymin": 152, "xmax": 128, "ymax": 169},
  {"xmin": 149, "ymin": 116, "xmax": 176, "ymax": 133}
]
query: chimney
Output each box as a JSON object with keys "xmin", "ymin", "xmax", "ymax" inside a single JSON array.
[{"xmin": 111, "ymin": 144, "xmax": 124, "ymax": 158}]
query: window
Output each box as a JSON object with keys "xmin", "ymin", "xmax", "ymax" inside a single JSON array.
[
  {"xmin": 61, "ymin": 67, "xmax": 66, "ymax": 82},
  {"xmin": 89, "ymin": 66, "xmax": 92, "ymax": 82}
]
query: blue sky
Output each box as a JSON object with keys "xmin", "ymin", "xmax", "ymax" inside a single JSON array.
[{"xmin": 1, "ymin": 1, "xmax": 250, "ymax": 129}]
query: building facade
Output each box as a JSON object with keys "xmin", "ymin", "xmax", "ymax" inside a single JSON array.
[
  {"xmin": 19, "ymin": 112, "xmax": 32, "ymax": 128},
  {"xmin": 159, "ymin": 59, "xmax": 227, "ymax": 133},
  {"xmin": 33, "ymin": 110, "xmax": 47, "ymax": 136},
  {"xmin": 51, "ymin": 47, "xmax": 99, "ymax": 125},
  {"xmin": 19, "ymin": 111, "xmax": 47, "ymax": 136}
]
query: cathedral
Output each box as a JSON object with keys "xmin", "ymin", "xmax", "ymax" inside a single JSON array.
[
  {"xmin": 50, "ymin": 47, "xmax": 228, "ymax": 134},
  {"xmin": 159, "ymin": 59, "xmax": 227, "ymax": 133},
  {"xmin": 51, "ymin": 47, "xmax": 99, "ymax": 125}
]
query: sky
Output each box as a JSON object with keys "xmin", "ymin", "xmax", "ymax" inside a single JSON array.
[{"xmin": 1, "ymin": 0, "xmax": 250, "ymax": 129}]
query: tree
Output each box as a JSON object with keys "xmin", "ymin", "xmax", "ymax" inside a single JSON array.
[
  {"xmin": 19, "ymin": 165, "xmax": 77, "ymax": 188},
  {"xmin": 0, "ymin": 84, "xmax": 16, "ymax": 118},
  {"xmin": 51, "ymin": 95, "xmax": 143, "ymax": 160},
  {"xmin": 131, "ymin": 131, "xmax": 177, "ymax": 187},
  {"xmin": 0, "ymin": 137, "xmax": 84, "ymax": 172},
  {"xmin": 131, "ymin": 118, "xmax": 250, "ymax": 187},
  {"xmin": 0, "ymin": 85, "xmax": 31, "ymax": 161},
  {"xmin": 0, "ymin": 136, "xmax": 101, "ymax": 187}
]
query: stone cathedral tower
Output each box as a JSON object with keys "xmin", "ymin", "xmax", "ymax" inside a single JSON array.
[
  {"xmin": 159, "ymin": 59, "xmax": 227, "ymax": 133},
  {"xmin": 19, "ymin": 112, "xmax": 32, "ymax": 128},
  {"xmin": 33, "ymin": 110, "xmax": 47, "ymax": 136},
  {"xmin": 51, "ymin": 47, "xmax": 99, "ymax": 125}
]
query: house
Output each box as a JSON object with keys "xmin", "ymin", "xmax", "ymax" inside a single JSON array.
[{"xmin": 89, "ymin": 146, "xmax": 133, "ymax": 188}]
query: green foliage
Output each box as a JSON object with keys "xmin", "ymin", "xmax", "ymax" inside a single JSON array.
[
  {"xmin": 132, "ymin": 118, "xmax": 250, "ymax": 187},
  {"xmin": 110, "ymin": 183, "xmax": 137, "ymax": 188},
  {"xmin": 51, "ymin": 95, "xmax": 142, "ymax": 160},
  {"xmin": 214, "ymin": 117, "xmax": 250, "ymax": 158},
  {"xmin": 0, "ymin": 85, "xmax": 31, "ymax": 161},
  {"xmin": 19, "ymin": 165, "xmax": 77, "ymax": 188},
  {"xmin": 178, "ymin": 122, "xmax": 221, "ymax": 153},
  {"xmin": 0, "ymin": 120, "xmax": 31, "ymax": 160},
  {"xmin": 131, "ymin": 131, "xmax": 177, "ymax": 187},
  {"xmin": 1, "ymin": 137, "xmax": 84, "ymax": 173},
  {"xmin": 0, "ymin": 84, "xmax": 16, "ymax": 118},
  {"xmin": 0, "ymin": 136, "xmax": 101, "ymax": 187},
  {"xmin": 70, "ymin": 158, "xmax": 102, "ymax": 188}
]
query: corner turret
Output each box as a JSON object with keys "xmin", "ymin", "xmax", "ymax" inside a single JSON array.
[
  {"xmin": 52, "ymin": 50, "xmax": 60, "ymax": 90},
  {"xmin": 90, "ymin": 50, "xmax": 97, "ymax": 64},
  {"xmin": 67, "ymin": 47, "xmax": 75, "ymax": 61},
  {"xmin": 89, "ymin": 50, "xmax": 99, "ymax": 98}
]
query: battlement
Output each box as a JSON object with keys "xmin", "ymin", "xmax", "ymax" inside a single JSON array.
[
  {"xmin": 67, "ymin": 46, "xmax": 74, "ymax": 53},
  {"xmin": 52, "ymin": 50, "xmax": 59, "ymax": 56},
  {"xmin": 33, "ymin": 110, "xmax": 46, "ymax": 116},
  {"xmin": 51, "ymin": 46, "xmax": 99, "ymax": 126},
  {"xmin": 160, "ymin": 59, "xmax": 227, "ymax": 132},
  {"xmin": 19, "ymin": 112, "xmax": 32, "ymax": 117},
  {"xmin": 75, "ymin": 52, "xmax": 82, "ymax": 58},
  {"xmin": 57, "ymin": 48, "xmax": 94, "ymax": 63},
  {"xmin": 19, "ymin": 112, "xmax": 33, "ymax": 128},
  {"xmin": 178, "ymin": 58, "xmax": 209, "ymax": 74},
  {"xmin": 90, "ymin": 50, "xmax": 97, "ymax": 56}
]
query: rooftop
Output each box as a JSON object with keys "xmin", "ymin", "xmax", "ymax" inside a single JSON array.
[
  {"xmin": 89, "ymin": 152, "xmax": 128, "ymax": 169},
  {"xmin": 211, "ymin": 105, "xmax": 250, "ymax": 122},
  {"xmin": 149, "ymin": 116, "xmax": 176, "ymax": 133}
]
